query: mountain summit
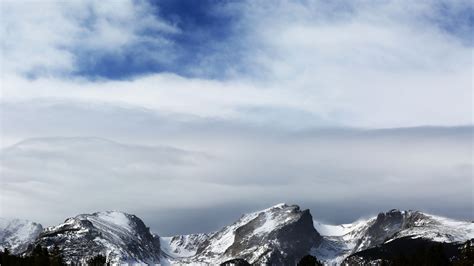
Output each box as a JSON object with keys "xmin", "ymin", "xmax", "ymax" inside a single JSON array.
[
  {"xmin": 163, "ymin": 203, "xmax": 322, "ymax": 265},
  {"xmin": 31, "ymin": 211, "xmax": 161, "ymax": 264},
  {"xmin": 314, "ymin": 209, "xmax": 473, "ymax": 264}
]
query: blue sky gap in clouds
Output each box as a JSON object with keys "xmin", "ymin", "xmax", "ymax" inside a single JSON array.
[
  {"xmin": 4, "ymin": 0, "xmax": 472, "ymax": 81},
  {"xmin": 73, "ymin": 0, "xmax": 243, "ymax": 80},
  {"xmin": 68, "ymin": 0, "xmax": 474, "ymax": 81}
]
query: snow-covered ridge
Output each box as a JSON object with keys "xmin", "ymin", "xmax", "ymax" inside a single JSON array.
[
  {"xmin": 312, "ymin": 209, "xmax": 473, "ymax": 264},
  {"xmin": 35, "ymin": 211, "xmax": 161, "ymax": 264},
  {"xmin": 395, "ymin": 213, "xmax": 474, "ymax": 242},
  {"xmin": 167, "ymin": 204, "xmax": 322, "ymax": 265},
  {"xmin": 0, "ymin": 218, "xmax": 43, "ymax": 254},
  {"xmin": 1, "ymin": 205, "xmax": 472, "ymax": 265}
]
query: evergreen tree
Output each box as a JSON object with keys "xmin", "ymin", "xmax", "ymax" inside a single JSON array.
[
  {"xmin": 220, "ymin": 258, "xmax": 251, "ymax": 266},
  {"xmin": 0, "ymin": 248, "xmax": 11, "ymax": 266},
  {"xmin": 87, "ymin": 254, "xmax": 107, "ymax": 266},
  {"xmin": 297, "ymin": 254, "xmax": 323, "ymax": 266},
  {"xmin": 391, "ymin": 243, "xmax": 450, "ymax": 266},
  {"xmin": 50, "ymin": 245, "xmax": 65, "ymax": 266},
  {"xmin": 32, "ymin": 244, "xmax": 50, "ymax": 266},
  {"xmin": 453, "ymin": 240, "xmax": 474, "ymax": 266}
]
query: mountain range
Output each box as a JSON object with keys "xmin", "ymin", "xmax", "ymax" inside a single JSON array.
[{"xmin": 0, "ymin": 204, "xmax": 472, "ymax": 265}]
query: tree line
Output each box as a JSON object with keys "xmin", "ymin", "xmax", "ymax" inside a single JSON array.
[
  {"xmin": 0, "ymin": 245, "xmax": 106, "ymax": 266},
  {"xmin": 1, "ymin": 240, "xmax": 472, "ymax": 265}
]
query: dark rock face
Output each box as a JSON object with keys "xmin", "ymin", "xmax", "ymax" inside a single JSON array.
[
  {"xmin": 220, "ymin": 258, "xmax": 251, "ymax": 266},
  {"xmin": 261, "ymin": 209, "xmax": 321, "ymax": 264},
  {"xmin": 193, "ymin": 204, "xmax": 322, "ymax": 265},
  {"xmin": 31, "ymin": 211, "xmax": 160, "ymax": 264},
  {"xmin": 356, "ymin": 209, "xmax": 404, "ymax": 249},
  {"xmin": 352, "ymin": 209, "xmax": 434, "ymax": 252},
  {"xmin": 343, "ymin": 236, "xmax": 465, "ymax": 265}
]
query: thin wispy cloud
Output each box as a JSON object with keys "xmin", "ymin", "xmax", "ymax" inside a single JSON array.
[{"xmin": 1, "ymin": 126, "xmax": 471, "ymax": 235}]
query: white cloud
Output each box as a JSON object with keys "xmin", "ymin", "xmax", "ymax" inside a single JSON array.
[
  {"xmin": 222, "ymin": 0, "xmax": 473, "ymax": 126},
  {"xmin": 1, "ymin": 0, "xmax": 471, "ymax": 127},
  {"xmin": 0, "ymin": 0, "xmax": 178, "ymax": 76}
]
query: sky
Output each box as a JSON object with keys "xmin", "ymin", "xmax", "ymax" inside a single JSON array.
[{"xmin": 0, "ymin": 0, "xmax": 472, "ymax": 236}]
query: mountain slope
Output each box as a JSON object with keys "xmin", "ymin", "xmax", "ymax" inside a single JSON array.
[
  {"xmin": 160, "ymin": 232, "xmax": 211, "ymax": 259},
  {"xmin": 313, "ymin": 209, "xmax": 474, "ymax": 264},
  {"xmin": 158, "ymin": 206, "xmax": 473, "ymax": 265},
  {"xmin": 1, "ymin": 205, "xmax": 472, "ymax": 265},
  {"xmin": 167, "ymin": 204, "xmax": 322, "ymax": 265},
  {"xmin": 0, "ymin": 218, "xmax": 43, "ymax": 254},
  {"xmin": 31, "ymin": 211, "xmax": 160, "ymax": 264}
]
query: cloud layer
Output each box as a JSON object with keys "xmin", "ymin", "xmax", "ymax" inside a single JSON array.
[
  {"xmin": 1, "ymin": 0, "xmax": 179, "ymax": 78},
  {"xmin": 0, "ymin": 0, "xmax": 472, "ymax": 235},
  {"xmin": 0, "ymin": 104, "xmax": 471, "ymax": 235},
  {"xmin": 1, "ymin": 0, "xmax": 472, "ymax": 127}
]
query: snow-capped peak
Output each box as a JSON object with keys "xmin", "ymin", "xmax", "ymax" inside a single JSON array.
[
  {"xmin": 312, "ymin": 209, "xmax": 473, "ymax": 264},
  {"xmin": 165, "ymin": 203, "xmax": 321, "ymax": 265},
  {"xmin": 75, "ymin": 211, "xmax": 135, "ymax": 234},
  {"xmin": 34, "ymin": 211, "xmax": 161, "ymax": 264},
  {"xmin": 393, "ymin": 212, "xmax": 474, "ymax": 243}
]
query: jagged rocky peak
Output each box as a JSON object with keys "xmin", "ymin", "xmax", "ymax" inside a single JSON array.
[
  {"xmin": 0, "ymin": 218, "xmax": 43, "ymax": 254},
  {"xmin": 312, "ymin": 209, "xmax": 473, "ymax": 264},
  {"xmin": 374, "ymin": 209, "xmax": 426, "ymax": 225},
  {"xmin": 370, "ymin": 209, "xmax": 456, "ymax": 237},
  {"xmin": 372, "ymin": 209, "xmax": 423, "ymax": 226},
  {"xmin": 376, "ymin": 209, "xmax": 403, "ymax": 219},
  {"xmin": 190, "ymin": 203, "xmax": 322, "ymax": 265},
  {"xmin": 366, "ymin": 209, "xmax": 405, "ymax": 237},
  {"xmin": 33, "ymin": 211, "xmax": 160, "ymax": 264},
  {"xmin": 352, "ymin": 210, "xmax": 425, "ymax": 251},
  {"xmin": 351, "ymin": 209, "xmax": 473, "ymax": 254}
]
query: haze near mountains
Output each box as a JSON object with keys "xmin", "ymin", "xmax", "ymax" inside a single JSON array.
[{"xmin": 1, "ymin": 127, "xmax": 471, "ymax": 236}]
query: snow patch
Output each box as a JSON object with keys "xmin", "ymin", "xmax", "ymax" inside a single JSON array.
[
  {"xmin": 94, "ymin": 212, "xmax": 132, "ymax": 232},
  {"xmin": 253, "ymin": 212, "xmax": 277, "ymax": 235}
]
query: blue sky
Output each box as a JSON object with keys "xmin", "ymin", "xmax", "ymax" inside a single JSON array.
[
  {"xmin": 0, "ymin": 0, "xmax": 472, "ymax": 234},
  {"xmin": 23, "ymin": 1, "xmax": 474, "ymax": 80},
  {"xmin": 70, "ymin": 0, "xmax": 245, "ymax": 79},
  {"xmin": 5, "ymin": 0, "xmax": 472, "ymax": 81},
  {"xmin": 73, "ymin": 1, "xmax": 474, "ymax": 81}
]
